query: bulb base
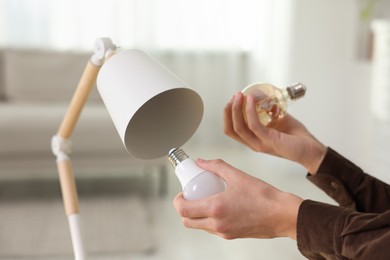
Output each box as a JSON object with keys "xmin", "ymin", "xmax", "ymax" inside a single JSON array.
[
  {"xmin": 168, "ymin": 148, "xmax": 189, "ymax": 167},
  {"xmin": 287, "ymin": 83, "xmax": 306, "ymax": 100}
]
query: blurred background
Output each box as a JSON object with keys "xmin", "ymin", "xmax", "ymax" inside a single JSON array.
[{"xmin": 0, "ymin": 0, "xmax": 389, "ymax": 259}]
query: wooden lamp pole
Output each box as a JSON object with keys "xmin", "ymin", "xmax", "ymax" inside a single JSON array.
[{"xmin": 51, "ymin": 38, "xmax": 117, "ymax": 260}]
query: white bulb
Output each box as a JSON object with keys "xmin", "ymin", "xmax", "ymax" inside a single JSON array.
[{"xmin": 168, "ymin": 148, "xmax": 225, "ymax": 200}]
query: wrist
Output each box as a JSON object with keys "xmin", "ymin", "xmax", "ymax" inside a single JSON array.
[
  {"xmin": 305, "ymin": 143, "xmax": 327, "ymax": 174},
  {"xmin": 276, "ymin": 192, "xmax": 303, "ymax": 240}
]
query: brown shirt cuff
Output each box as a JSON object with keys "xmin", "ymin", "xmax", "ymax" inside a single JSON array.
[
  {"xmin": 307, "ymin": 147, "xmax": 390, "ymax": 213},
  {"xmin": 297, "ymin": 200, "xmax": 352, "ymax": 259},
  {"xmin": 297, "ymin": 200, "xmax": 390, "ymax": 259},
  {"xmin": 306, "ymin": 147, "xmax": 356, "ymax": 209}
]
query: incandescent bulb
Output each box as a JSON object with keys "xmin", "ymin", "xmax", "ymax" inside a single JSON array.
[{"xmin": 242, "ymin": 82, "xmax": 306, "ymax": 125}]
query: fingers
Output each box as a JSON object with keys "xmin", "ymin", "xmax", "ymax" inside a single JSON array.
[
  {"xmin": 245, "ymin": 95, "xmax": 276, "ymax": 152},
  {"xmin": 173, "ymin": 159, "xmax": 236, "ymax": 220},
  {"xmin": 231, "ymin": 93, "xmax": 257, "ymax": 142},
  {"xmin": 173, "ymin": 191, "xmax": 229, "ymax": 236},
  {"xmin": 245, "ymin": 95, "xmax": 269, "ymax": 138},
  {"xmin": 173, "ymin": 193, "xmax": 212, "ymax": 219},
  {"xmin": 173, "ymin": 159, "xmax": 235, "ymax": 219},
  {"xmin": 228, "ymin": 93, "xmax": 269, "ymax": 151},
  {"xmin": 180, "ymin": 217, "xmax": 233, "ymax": 239},
  {"xmin": 224, "ymin": 94, "xmax": 247, "ymax": 145},
  {"xmin": 224, "ymin": 92, "xmax": 311, "ymax": 158},
  {"xmin": 181, "ymin": 217, "xmax": 215, "ymax": 233},
  {"xmin": 173, "ymin": 195, "xmax": 214, "ymax": 233}
]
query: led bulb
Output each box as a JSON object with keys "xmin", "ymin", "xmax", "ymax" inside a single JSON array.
[
  {"xmin": 168, "ymin": 148, "xmax": 225, "ymax": 200},
  {"xmin": 241, "ymin": 82, "xmax": 306, "ymax": 125}
]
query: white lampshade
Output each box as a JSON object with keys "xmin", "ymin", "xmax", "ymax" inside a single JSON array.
[{"xmin": 97, "ymin": 49, "xmax": 203, "ymax": 159}]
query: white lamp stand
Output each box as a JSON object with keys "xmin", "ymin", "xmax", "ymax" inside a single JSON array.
[{"xmin": 51, "ymin": 38, "xmax": 203, "ymax": 260}]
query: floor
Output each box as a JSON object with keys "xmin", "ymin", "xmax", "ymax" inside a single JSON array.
[{"xmin": 0, "ymin": 143, "xmax": 335, "ymax": 260}]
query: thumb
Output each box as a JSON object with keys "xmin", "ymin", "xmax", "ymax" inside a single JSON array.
[{"xmin": 195, "ymin": 158, "xmax": 239, "ymax": 182}]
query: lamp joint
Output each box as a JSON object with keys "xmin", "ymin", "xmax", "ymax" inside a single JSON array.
[
  {"xmin": 90, "ymin": 37, "xmax": 117, "ymax": 66},
  {"xmin": 51, "ymin": 135, "xmax": 72, "ymax": 162}
]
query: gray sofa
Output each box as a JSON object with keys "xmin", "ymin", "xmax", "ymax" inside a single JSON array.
[{"xmin": 0, "ymin": 49, "xmax": 167, "ymax": 191}]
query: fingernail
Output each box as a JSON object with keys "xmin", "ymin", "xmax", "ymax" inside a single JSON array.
[{"xmin": 197, "ymin": 158, "xmax": 206, "ymax": 163}]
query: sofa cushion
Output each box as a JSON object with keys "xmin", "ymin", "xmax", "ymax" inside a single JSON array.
[
  {"xmin": 3, "ymin": 49, "xmax": 102, "ymax": 103},
  {"xmin": 0, "ymin": 103, "xmax": 126, "ymax": 155}
]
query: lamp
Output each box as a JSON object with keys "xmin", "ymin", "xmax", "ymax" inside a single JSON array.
[
  {"xmin": 51, "ymin": 38, "xmax": 203, "ymax": 260},
  {"xmin": 97, "ymin": 49, "xmax": 203, "ymax": 159}
]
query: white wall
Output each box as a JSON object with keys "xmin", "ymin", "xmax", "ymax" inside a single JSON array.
[
  {"xmin": 187, "ymin": 0, "xmax": 390, "ymax": 182},
  {"xmin": 286, "ymin": 0, "xmax": 360, "ymax": 144},
  {"xmin": 282, "ymin": 0, "xmax": 389, "ymax": 182}
]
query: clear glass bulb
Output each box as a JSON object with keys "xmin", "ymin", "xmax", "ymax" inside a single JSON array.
[
  {"xmin": 241, "ymin": 82, "xmax": 306, "ymax": 125},
  {"xmin": 168, "ymin": 148, "xmax": 225, "ymax": 200}
]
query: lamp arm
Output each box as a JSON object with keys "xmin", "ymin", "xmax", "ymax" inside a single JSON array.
[
  {"xmin": 57, "ymin": 37, "xmax": 116, "ymax": 138},
  {"xmin": 51, "ymin": 38, "xmax": 117, "ymax": 260}
]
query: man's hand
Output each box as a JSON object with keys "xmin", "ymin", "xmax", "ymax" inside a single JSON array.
[
  {"xmin": 173, "ymin": 158, "xmax": 303, "ymax": 240},
  {"xmin": 224, "ymin": 92, "xmax": 326, "ymax": 174}
]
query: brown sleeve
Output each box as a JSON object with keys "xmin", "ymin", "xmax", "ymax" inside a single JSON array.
[
  {"xmin": 297, "ymin": 200, "xmax": 390, "ymax": 259},
  {"xmin": 307, "ymin": 147, "xmax": 390, "ymax": 213}
]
